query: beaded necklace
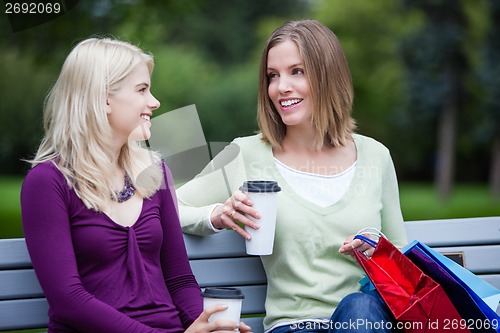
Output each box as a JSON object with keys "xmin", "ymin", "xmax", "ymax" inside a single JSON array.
[{"xmin": 114, "ymin": 173, "xmax": 135, "ymax": 203}]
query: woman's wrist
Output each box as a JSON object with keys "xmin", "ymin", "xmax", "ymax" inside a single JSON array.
[{"xmin": 209, "ymin": 204, "xmax": 225, "ymax": 230}]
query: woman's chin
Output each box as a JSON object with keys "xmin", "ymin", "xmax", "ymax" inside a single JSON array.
[
  {"xmin": 128, "ymin": 128, "xmax": 151, "ymax": 141},
  {"xmin": 128, "ymin": 126, "xmax": 151, "ymax": 142}
]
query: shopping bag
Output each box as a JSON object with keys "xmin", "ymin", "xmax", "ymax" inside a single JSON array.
[
  {"xmin": 403, "ymin": 240, "xmax": 500, "ymax": 332},
  {"xmin": 353, "ymin": 231, "xmax": 469, "ymax": 332}
]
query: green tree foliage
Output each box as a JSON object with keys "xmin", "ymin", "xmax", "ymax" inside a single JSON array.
[
  {"xmin": 313, "ymin": 0, "xmax": 495, "ymax": 191},
  {"xmin": 0, "ymin": 0, "xmax": 498, "ymax": 191},
  {"xmin": 0, "ymin": 0, "xmax": 308, "ymax": 174},
  {"xmin": 0, "ymin": 51, "xmax": 54, "ymax": 174},
  {"xmin": 478, "ymin": 0, "xmax": 500, "ymax": 196},
  {"xmin": 400, "ymin": 0, "xmax": 468, "ymax": 200},
  {"xmin": 312, "ymin": 0, "xmax": 421, "ymax": 175},
  {"xmin": 163, "ymin": 0, "xmax": 309, "ymax": 65}
]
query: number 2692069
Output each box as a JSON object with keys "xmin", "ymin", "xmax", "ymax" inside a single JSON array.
[{"xmin": 5, "ymin": 2, "xmax": 61, "ymax": 14}]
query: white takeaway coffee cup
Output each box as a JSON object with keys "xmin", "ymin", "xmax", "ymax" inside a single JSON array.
[
  {"xmin": 239, "ymin": 180, "xmax": 281, "ymax": 255},
  {"xmin": 201, "ymin": 287, "xmax": 245, "ymax": 324}
]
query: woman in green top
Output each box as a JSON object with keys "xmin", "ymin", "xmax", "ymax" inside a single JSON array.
[{"xmin": 178, "ymin": 19, "xmax": 407, "ymax": 333}]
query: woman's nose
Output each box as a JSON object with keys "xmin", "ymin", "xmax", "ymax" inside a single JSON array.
[
  {"xmin": 278, "ymin": 76, "xmax": 292, "ymax": 94},
  {"xmin": 149, "ymin": 94, "xmax": 160, "ymax": 111}
]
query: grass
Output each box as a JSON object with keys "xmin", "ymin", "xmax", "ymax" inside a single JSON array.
[
  {"xmin": 1, "ymin": 177, "xmax": 499, "ymax": 239},
  {"xmin": 400, "ymin": 182, "xmax": 500, "ymax": 221},
  {"xmin": 0, "ymin": 176, "xmax": 23, "ymax": 238}
]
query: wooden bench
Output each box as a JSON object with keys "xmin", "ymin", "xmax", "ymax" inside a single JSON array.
[{"xmin": 1, "ymin": 217, "xmax": 499, "ymax": 332}]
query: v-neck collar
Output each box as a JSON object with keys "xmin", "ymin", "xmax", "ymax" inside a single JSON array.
[{"xmin": 263, "ymin": 134, "xmax": 364, "ymax": 215}]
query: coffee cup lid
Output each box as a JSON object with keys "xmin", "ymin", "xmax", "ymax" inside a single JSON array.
[
  {"xmin": 240, "ymin": 180, "xmax": 281, "ymax": 193},
  {"xmin": 201, "ymin": 287, "xmax": 245, "ymax": 299}
]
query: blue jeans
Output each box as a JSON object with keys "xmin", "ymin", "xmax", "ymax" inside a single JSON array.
[{"xmin": 268, "ymin": 290, "xmax": 400, "ymax": 333}]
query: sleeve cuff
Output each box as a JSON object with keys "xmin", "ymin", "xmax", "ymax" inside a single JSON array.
[{"xmin": 207, "ymin": 204, "xmax": 225, "ymax": 233}]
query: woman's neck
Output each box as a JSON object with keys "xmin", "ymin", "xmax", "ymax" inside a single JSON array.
[{"xmin": 281, "ymin": 125, "xmax": 324, "ymax": 153}]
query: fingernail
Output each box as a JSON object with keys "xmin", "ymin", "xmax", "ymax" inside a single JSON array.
[
  {"xmin": 254, "ymin": 223, "xmax": 260, "ymax": 229},
  {"xmin": 246, "ymin": 235, "xmax": 251, "ymax": 240},
  {"xmin": 339, "ymin": 248, "xmax": 344, "ymax": 253},
  {"xmin": 248, "ymin": 199, "xmax": 253, "ymax": 205}
]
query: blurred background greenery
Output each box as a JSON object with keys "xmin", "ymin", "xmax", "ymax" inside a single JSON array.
[{"xmin": 0, "ymin": 0, "xmax": 499, "ymax": 240}]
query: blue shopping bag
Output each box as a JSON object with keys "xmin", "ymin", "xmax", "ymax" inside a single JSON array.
[{"xmin": 403, "ymin": 240, "xmax": 500, "ymax": 332}]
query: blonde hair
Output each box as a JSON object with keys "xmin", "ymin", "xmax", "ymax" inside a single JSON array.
[
  {"xmin": 257, "ymin": 19, "xmax": 356, "ymax": 149},
  {"xmin": 30, "ymin": 37, "xmax": 163, "ymax": 211}
]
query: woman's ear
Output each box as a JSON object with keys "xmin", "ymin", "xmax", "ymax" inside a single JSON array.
[{"xmin": 105, "ymin": 96, "xmax": 112, "ymax": 114}]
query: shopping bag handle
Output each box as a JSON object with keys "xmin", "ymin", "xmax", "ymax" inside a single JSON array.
[
  {"xmin": 354, "ymin": 234, "xmax": 378, "ymax": 248},
  {"xmin": 353, "ymin": 228, "xmax": 387, "ymax": 249},
  {"xmin": 357, "ymin": 227, "xmax": 386, "ymax": 238}
]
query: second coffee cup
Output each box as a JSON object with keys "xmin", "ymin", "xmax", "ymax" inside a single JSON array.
[
  {"xmin": 239, "ymin": 180, "xmax": 281, "ymax": 255},
  {"xmin": 201, "ymin": 287, "xmax": 244, "ymax": 324}
]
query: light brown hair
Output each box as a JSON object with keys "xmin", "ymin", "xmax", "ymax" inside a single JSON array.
[{"xmin": 257, "ymin": 19, "xmax": 356, "ymax": 149}]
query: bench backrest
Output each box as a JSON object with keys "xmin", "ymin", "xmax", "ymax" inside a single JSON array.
[{"xmin": 1, "ymin": 217, "xmax": 499, "ymax": 332}]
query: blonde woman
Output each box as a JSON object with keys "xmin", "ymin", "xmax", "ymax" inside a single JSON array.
[
  {"xmin": 20, "ymin": 37, "xmax": 251, "ymax": 333},
  {"xmin": 178, "ymin": 20, "xmax": 407, "ymax": 333}
]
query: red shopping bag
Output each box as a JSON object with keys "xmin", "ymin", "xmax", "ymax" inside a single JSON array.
[{"xmin": 353, "ymin": 233, "xmax": 470, "ymax": 333}]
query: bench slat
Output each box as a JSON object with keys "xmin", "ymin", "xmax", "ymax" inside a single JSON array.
[
  {"xmin": 0, "ymin": 285, "xmax": 266, "ymax": 330},
  {"xmin": 184, "ymin": 232, "xmax": 247, "ymax": 259},
  {"xmin": 0, "ymin": 238, "xmax": 31, "ymax": 269},
  {"xmin": 0, "ymin": 262, "xmax": 266, "ymax": 302},
  {"xmin": 405, "ymin": 217, "xmax": 500, "ymax": 246},
  {"xmin": 0, "ymin": 259, "xmax": 266, "ymax": 300},
  {"xmin": 190, "ymin": 257, "xmax": 266, "ymax": 287},
  {"xmin": 0, "ymin": 269, "xmax": 43, "ymax": 300},
  {"xmin": 242, "ymin": 316, "xmax": 264, "ymax": 333},
  {"xmin": 1, "ymin": 268, "xmax": 493, "ymax": 311},
  {"xmin": 0, "ymin": 298, "xmax": 49, "ymax": 331},
  {"xmin": 2, "ymin": 233, "xmax": 251, "ymax": 267},
  {"xmin": 239, "ymin": 285, "xmax": 266, "ymax": 314},
  {"xmin": 433, "ymin": 245, "xmax": 500, "ymax": 274}
]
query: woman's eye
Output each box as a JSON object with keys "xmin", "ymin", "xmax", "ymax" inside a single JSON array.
[
  {"xmin": 293, "ymin": 68, "xmax": 304, "ymax": 75},
  {"xmin": 268, "ymin": 72, "xmax": 278, "ymax": 79}
]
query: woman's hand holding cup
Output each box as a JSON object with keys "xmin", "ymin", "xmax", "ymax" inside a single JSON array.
[
  {"xmin": 210, "ymin": 190, "xmax": 261, "ymax": 240},
  {"xmin": 185, "ymin": 304, "xmax": 252, "ymax": 333}
]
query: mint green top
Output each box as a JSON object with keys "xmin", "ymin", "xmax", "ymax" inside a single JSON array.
[{"xmin": 178, "ymin": 133, "xmax": 407, "ymax": 330}]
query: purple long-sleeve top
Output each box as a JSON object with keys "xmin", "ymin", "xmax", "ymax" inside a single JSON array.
[{"xmin": 20, "ymin": 161, "xmax": 203, "ymax": 333}]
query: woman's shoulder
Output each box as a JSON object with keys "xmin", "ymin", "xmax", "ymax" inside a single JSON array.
[
  {"xmin": 232, "ymin": 133, "xmax": 269, "ymax": 150},
  {"xmin": 22, "ymin": 160, "xmax": 68, "ymax": 193},
  {"xmin": 25, "ymin": 161, "xmax": 64, "ymax": 181},
  {"xmin": 231, "ymin": 133, "xmax": 272, "ymax": 160},
  {"xmin": 353, "ymin": 133, "xmax": 391, "ymax": 157}
]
